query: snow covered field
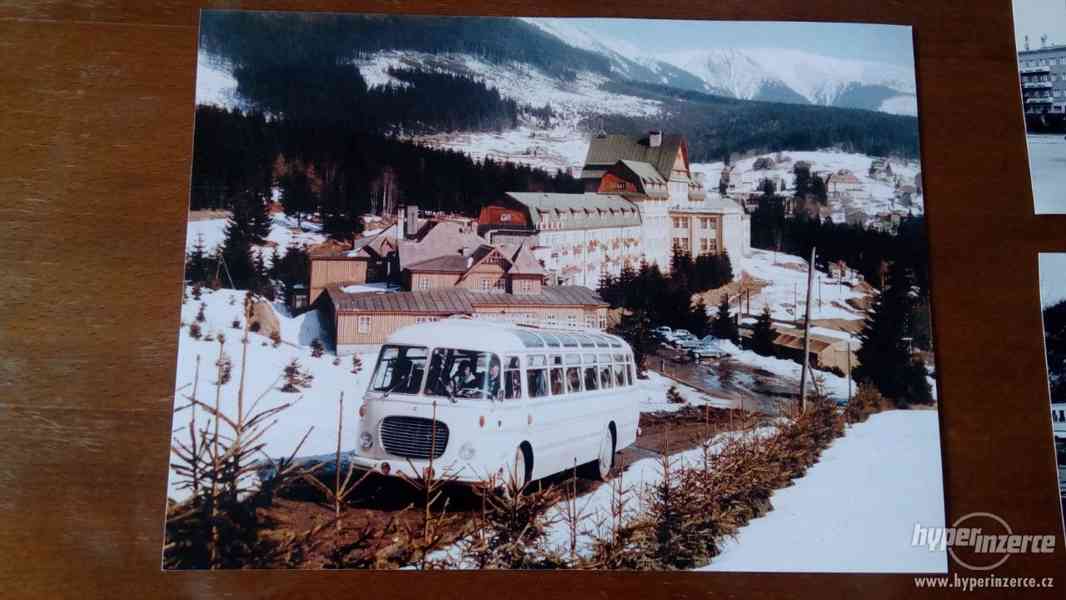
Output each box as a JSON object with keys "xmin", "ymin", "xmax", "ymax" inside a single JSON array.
[
  {"xmin": 741, "ymin": 248, "xmax": 870, "ymax": 325},
  {"xmin": 166, "ymin": 288, "xmax": 373, "ymax": 501},
  {"xmin": 1027, "ymin": 134, "xmax": 1066, "ymax": 214},
  {"xmin": 694, "ymin": 149, "xmax": 924, "ymax": 219},
  {"xmin": 701, "ymin": 410, "xmax": 947, "ymax": 573},
  {"xmin": 185, "ymin": 213, "xmax": 327, "ymax": 257}
]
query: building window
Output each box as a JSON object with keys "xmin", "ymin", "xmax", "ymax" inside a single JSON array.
[
  {"xmin": 418, "ymin": 277, "xmax": 429, "ymax": 290},
  {"xmin": 480, "ymin": 278, "xmax": 492, "ymax": 290},
  {"xmin": 357, "ymin": 315, "xmax": 371, "ymax": 334},
  {"xmin": 585, "ymin": 315, "xmax": 596, "ymax": 329},
  {"xmin": 598, "ymin": 315, "xmax": 607, "ymax": 330},
  {"xmin": 699, "ymin": 239, "xmax": 709, "ymax": 254},
  {"xmin": 547, "ymin": 314, "xmax": 557, "ymax": 328},
  {"xmin": 568, "ymin": 315, "xmax": 577, "ymax": 328}
]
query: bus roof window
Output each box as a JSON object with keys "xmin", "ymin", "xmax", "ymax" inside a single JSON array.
[
  {"xmin": 584, "ymin": 353, "xmax": 597, "ymax": 363},
  {"xmin": 541, "ymin": 333, "xmax": 561, "ymax": 347},
  {"xmin": 593, "ymin": 335, "xmax": 611, "ymax": 348},
  {"xmin": 565, "ymin": 353, "xmax": 582, "ymax": 365},
  {"xmin": 505, "ymin": 355, "xmax": 521, "ymax": 369},
  {"xmin": 599, "ymin": 353, "xmax": 612, "ymax": 364},
  {"xmin": 578, "ymin": 334, "xmax": 597, "ymax": 348},
  {"xmin": 516, "ymin": 330, "xmax": 545, "ymax": 348},
  {"xmin": 528, "ymin": 354, "xmax": 547, "ymax": 368},
  {"xmin": 608, "ymin": 336, "xmax": 623, "ymax": 348},
  {"xmin": 558, "ymin": 334, "xmax": 579, "ymax": 347}
]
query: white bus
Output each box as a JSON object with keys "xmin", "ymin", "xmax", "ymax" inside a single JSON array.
[{"xmin": 351, "ymin": 320, "xmax": 641, "ymax": 486}]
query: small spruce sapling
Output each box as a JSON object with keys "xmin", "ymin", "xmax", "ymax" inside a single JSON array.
[
  {"xmin": 196, "ymin": 302, "xmax": 207, "ymax": 324},
  {"xmin": 311, "ymin": 339, "xmax": 324, "ymax": 358},
  {"xmin": 667, "ymin": 385, "xmax": 685, "ymax": 404}
]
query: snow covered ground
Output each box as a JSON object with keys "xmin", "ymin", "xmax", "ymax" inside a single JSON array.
[
  {"xmin": 694, "ymin": 149, "xmax": 924, "ymax": 220},
  {"xmin": 414, "ymin": 124, "xmax": 591, "ymax": 175},
  {"xmin": 166, "ymin": 288, "xmax": 375, "ymax": 502},
  {"xmin": 742, "ymin": 248, "xmax": 869, "ymax": 325},
  {"xmin": 701, "ymin": 410, "xmax": 946, "ymax": 573},
  {"xmin": 1027, "ymin": 134, "xmax": 1066, "ymax": 214},
  {"xmin": 185, "ymin": 213, "xmax": 327, "ymax": 258}
]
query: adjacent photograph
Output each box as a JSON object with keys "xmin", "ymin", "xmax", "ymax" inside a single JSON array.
[
  {"xmin": 1014, "ymin": 0, "xmax": 1066, "ymax": 213},
  {"xmin": 1039, "ymin": 253, "xmax": 1066, "ymax": 523},
  {"xmin": 164, "ymin": 10, "xmax": 945, "ymax": 571}
]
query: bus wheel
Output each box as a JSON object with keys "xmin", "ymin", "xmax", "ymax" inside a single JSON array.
[
  {"xmin": 512, "ymin": 443, "xmax": 533, "ymax": 489},
  {"xmin": 581, "ymin": 426, "xmax": 616, "ymax": 481}
]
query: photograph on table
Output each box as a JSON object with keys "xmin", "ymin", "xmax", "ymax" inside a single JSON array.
[
  {"xmin": 1038, "ymin": 253, "xmax": 1066, "ymax": 526},
  {"xmin": 163, "ymin": 10, "xmax": 945, "ymax": 571},
  {"xmin": 1013, "ymin": 0, "xmax": 1066, "ymax": 213}
]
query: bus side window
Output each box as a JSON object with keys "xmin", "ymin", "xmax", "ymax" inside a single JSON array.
[
  {"xmin": 503, "ymin": 355, "xmax": 522, "ymax": 400},
  {"xmin": 566, "ymin": 366, "xmax": 582, "ymax": 393},
  {"xmin": 626, "ymin": 363, "xmax": 635, "ymax": 386},
  {"xmin": 549, "ymin": 355, "xmax": 564, "ymax": 395},
  {"xmin": 599, "ymin": 353, "xmax": 613, "ymax": 389},
  {"xmin": 527, "ymin": 354, "xmax": 548, "ymax": 398},
  {"xmin": 614, "ymin": 363, "xmax": 626, "ymax": 387},
  {"xmin": 583, "ymin": 354, "xmax": 598, "ymax": 391}
]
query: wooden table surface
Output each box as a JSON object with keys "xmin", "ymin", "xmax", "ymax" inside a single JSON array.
[{"xmin": 1, "ymin": 1, "xmax": 1064, "ymax": 597}]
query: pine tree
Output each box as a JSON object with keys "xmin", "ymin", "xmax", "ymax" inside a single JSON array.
[
  {"xmin": 711, "ymin": 296, "xmax": 739, "ymax": 343},
  {"xmin": 278, "ymin": 169, "xmax": 315, "ymax": 229},
  {"xmin": 686, "ymin": 299, "xmax": 711, "ymax": 338},
  {"xmin": 853, "ymin": 262, "xmax": 932, "ymax": 405},
  {"xmin": 750, "ymin": 306, "xmax": 776, "ymax": 357},
  {"xmin": 220, "ymin": 198, "xmax": 258, "ymax": 289},
  {"xmin": 186, "ymin": 233, "xmax": 211, "ymax": 285},
  {"xmin": 611, "ymin": 310, "xmax": 654, "ymax": 376}
]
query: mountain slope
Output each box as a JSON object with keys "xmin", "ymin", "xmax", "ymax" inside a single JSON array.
[{"xmin": 524, "ymin": 18, "xmax": 917, "ymax": 115}]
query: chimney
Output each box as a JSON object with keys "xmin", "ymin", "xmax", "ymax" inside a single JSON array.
[
  {"xmin": 405, "ymin": 204, "xmax": 419, "ymax": 239},
  {"xmin": 648, "ymin": 130, "xmax": 662, "ymax": 148}
]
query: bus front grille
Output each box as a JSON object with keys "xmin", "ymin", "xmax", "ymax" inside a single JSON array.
[{"xmin": 379, "ymin": 416, "xmax": 450, "ymax": 460}]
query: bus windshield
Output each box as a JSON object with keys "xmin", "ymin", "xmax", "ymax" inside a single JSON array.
[
  {"xmin": 424, "ymin": 348, "xmax": 501, "ymax": 400},
  {"xmin": 369, "ymin": 345, "xmax": 428, "ymax": 395}
]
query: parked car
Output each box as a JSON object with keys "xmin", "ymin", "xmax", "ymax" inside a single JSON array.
[
  {"xmin": 689, "ymin": 339, "xmax": 728, "ymax": 360},
  {"xmin": 654, "ymin": 326, "xmax": 673, "ymax": 337},
  {"xmin": 673, "ymin": 329, "xmax": 693, "ymax": 339}
]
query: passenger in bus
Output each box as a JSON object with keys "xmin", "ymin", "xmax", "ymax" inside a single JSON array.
[
  {"xmin": 486, "ymin": 363, "xmax": 501, "ymax": 400},
  {"xmin": 584, "ymin": 366, "xmax": 598, "ymax": 391},
  {"xmin": 504, "ymin": 370, "xmax": 521, "ymax": 400},
  {"xmin": 449, "ymin": 362, "xmax": 478, "ymax": 397},
  {"xmin": 550, "ymin": 368, "xmax": 564, "ymax": 395},
  {"xmin": 567, "ymin": 368, "xmax": 582, "ymax": 393}
]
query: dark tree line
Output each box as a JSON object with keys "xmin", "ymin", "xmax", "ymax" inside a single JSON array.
[
  {"xmin": 750, "ymin": 194, "xmax": 930, "ymax": 297},
  {"xmin": 1045, "ymin": 300, "xmax": 1066, "ymax": 404},
  {"xmin": 589, "ymin": 81, "xmax": 920, "ymax": 162},
  {"xmin": 199, "ymin": 12, "xmax": 611, "ymax": 84},
  {"xmin": 603, "ymin": 253, "xmax": 738, "ymax": 371},
  {"xmin": 228, "ymin": 63, "xmax": 519, "ymax": 135},
  {"xmin": 189, "ymin": 105, "xmax": 582, "ymax": 220}
]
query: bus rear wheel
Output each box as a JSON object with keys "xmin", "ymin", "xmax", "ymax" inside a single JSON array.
[{"xmin": 580, "ymin": 426, "xmax": 616, "ymax": 481}]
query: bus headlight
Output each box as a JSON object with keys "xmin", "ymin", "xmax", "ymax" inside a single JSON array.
[
  {"xmin": 359, "ymin": 431, "xmax": 373, "ymax": 450},
  {"xmin": 458, "ymin": 442, "xmax": 476, "ymax": 461}
]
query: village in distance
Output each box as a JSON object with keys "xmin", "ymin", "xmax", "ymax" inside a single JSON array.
[{"xmin": 164, "ymin": 12, "xmax": 945, "ymax": 572}]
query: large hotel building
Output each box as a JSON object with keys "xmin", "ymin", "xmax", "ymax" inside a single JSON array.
[{"xmin": 309, "ymin": 131, "xmax": 751, "ymax": 352}]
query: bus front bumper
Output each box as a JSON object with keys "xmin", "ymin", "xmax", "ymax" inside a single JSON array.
[{"xmin": 348, "ymin": 452, "xmax": 494, "ymax": 484}]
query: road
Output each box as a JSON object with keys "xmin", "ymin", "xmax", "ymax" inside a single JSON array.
[{"xmin": 1027, "ymin": 134, "xmax": 1066, "ymax": 213}]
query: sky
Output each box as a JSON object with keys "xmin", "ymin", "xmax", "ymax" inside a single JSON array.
[
  {"xmin": 560, "ymin": 19, "xmax": 915, "ymax": 67},
  {"xmin": 1040, "ymin": 253, "xmax": 1066, "ymax": 308},
  {"xmin": 1013, "ymin": 0, "xmax": 1066, "ymax": 50}
]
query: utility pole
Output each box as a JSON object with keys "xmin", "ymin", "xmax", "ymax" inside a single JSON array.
[
  {"xmin": 798, "ymin": 246, "xmax": 817, "ymax": 414},
  {"xmin": 847, "ymin": 339, "xmax": 853, "ymax": 404}
]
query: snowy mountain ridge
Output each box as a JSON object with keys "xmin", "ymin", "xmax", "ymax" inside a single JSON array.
[{"xmin": 524, "ymin": 18, "xmax": 917, "ymax": 116}]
